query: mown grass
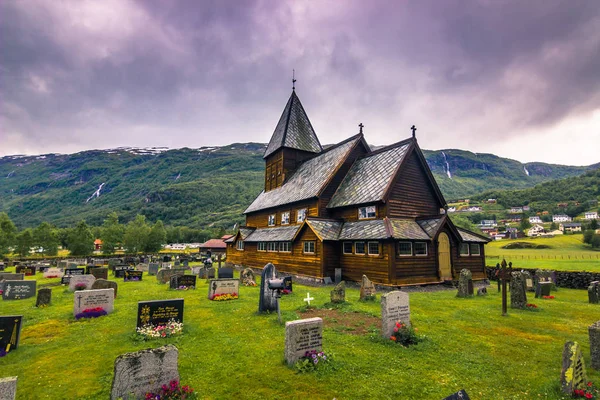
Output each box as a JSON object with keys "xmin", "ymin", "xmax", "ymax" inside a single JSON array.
[
  {"xmin": 1, "ymin": 267, "xmax": 599, "ymax": 400},
  {"xmin": 486, "ymin": 234, "xmax": 600, "ymax": 272}
]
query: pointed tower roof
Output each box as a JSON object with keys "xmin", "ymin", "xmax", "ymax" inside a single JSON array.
[{"xmin": 263, "ymin": 91, "xmax": 323, "ymax": 159}]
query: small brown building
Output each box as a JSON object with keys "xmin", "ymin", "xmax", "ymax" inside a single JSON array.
[{"xmin": 226, "ymin": 89, "xmax": 489, "ymax": 285}]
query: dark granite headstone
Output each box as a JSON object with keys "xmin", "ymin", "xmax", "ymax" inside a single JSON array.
[
  {"xmin": 535, "ymin": 281, "xmax": 553, "ymax": 298},
  {"xmin": 510, "ymin": 271, "xmax": 527, "ymax": 309},
  {"xmin": 65, "ymin": 268, "xmax": 85, "ymax": 276},
  {"xmin": 148, "ymin": 263, "xmax": 160, "ymax": 276},
  {"xmin": 0, "ymin": 315, "xmax": 22, "ymax": 354},
  {"xmin": 90, "ymin": 268, "xmax": 108, "ymax": 280},
  {"xmin": 170, "ymin": 275, "xmax": 197, "ymax": 289},
  {"xmin": 588, "ymin": 281, "xmax": 599, "ymax": 304},
  {"xmin": 258, "ymin": 263, "xmax": 278, "ymax": 313},
  {"xmin": 162, "ymin": 255, "xmax": 172, "ymax": 262},
  {"xmin": 15, "ymin": 266, "xmax": 35, "ymax": 276},
  {"xmin": 36, "ymin": 288, "xmax": 52, "ymax": 307},
  {"xmin": 182, "ymin": 260, "xmax": 189, "ymax": 268},
  {"xmin": 137, "ymin": 299, "xmax": 184, "ymax": 328},
  {"xmin": 2, "ymin": 281, "xmax": 36, "ymax": 300},
  {"xmin": 124, "ymin": 270, "xmax": 143, "ymax": 282},
  {"xmin": 114, "ymin": 265, "xmax": 134, "ymax": 278},
  {"xmin": 589, "ymin": 321, "xmax": 600, "ymax": 370},
  {"xmin": 91, "ymin": 279, "xmax": 118, "ymax": 298},
  {"xmin": 443, "ymin": 389, "xmax": 471, "ymax": 400},
  {"xmin": 218, "ymin": 267, "xmax": 233, "ymax": 279},
  {"xmin": 330, "ymin": 281, "xmax": 346, "ymax": 303}
]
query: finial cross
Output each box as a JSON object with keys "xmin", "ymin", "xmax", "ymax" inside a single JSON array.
[
  {"xmin": 358, "ymin": 123, "xmax": 364, "ymax": 134},
  {"xmin": 292, "ymin": 69, "xmax": 296, "ymax": 90},
  {"xmin": 411, "ymin": 125, "xmax": 417, "ymax": 138}
]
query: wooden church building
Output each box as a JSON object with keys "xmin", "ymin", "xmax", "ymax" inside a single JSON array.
[{"xmin": 226, "ymin": 89, "xmax": 489, "ymax": 285}]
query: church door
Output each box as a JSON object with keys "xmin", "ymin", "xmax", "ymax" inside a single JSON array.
[{"xmin": 438, "ymin": 232, "xmax": 452, "ymax": 280}]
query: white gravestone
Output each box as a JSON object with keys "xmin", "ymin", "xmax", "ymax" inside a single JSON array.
[
  {"xmin": 284, "ymin": 317, "xmax": 323, "ymax": 365},
  {"xmin": 68, "ymin": 275, "xmax": 96, "ymax": 292},
  {"xmin": 73, "ymin": 288, "xmax": 114, "ymax": 317},
  {"xmin": 208, "ymin": 279, "xmax": 239, "ymax": 300},
  {"xmin": 381, "ymin": 291, "xmax": 411, "ymax": 338},
  {"xmin": 43, "ymin": 267, "xmax": 64, "ymax": 278}
]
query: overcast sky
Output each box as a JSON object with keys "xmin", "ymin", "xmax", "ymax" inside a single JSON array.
[{"xmin": 1, "ymin": 1, "xmax": 599, "ymax": 165}]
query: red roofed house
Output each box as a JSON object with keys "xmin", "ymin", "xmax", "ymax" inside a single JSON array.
[{"xmin": 199, "ymin": 238, "xmax": 228, "ymax": 256}]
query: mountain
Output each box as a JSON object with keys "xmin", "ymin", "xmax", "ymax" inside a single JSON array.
[{"xmin": 0, "ymin": 144, "xmax": 597, "ymax": 229}]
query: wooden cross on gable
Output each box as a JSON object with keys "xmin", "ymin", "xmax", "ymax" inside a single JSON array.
[
  {"xmin": 411, "ymin": 125, "xmax": 417, "ymax": 138},
  {"xmin": 358, "ymin": 123, "xmax": 364, "ymax": 134}
]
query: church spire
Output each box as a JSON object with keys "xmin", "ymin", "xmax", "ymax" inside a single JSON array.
[{"xmin": 263, "ymin": 90, "xmax": 322, "ymax": 159}]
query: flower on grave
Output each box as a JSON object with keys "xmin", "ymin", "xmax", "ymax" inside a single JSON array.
[
  {"xmin": 295, "ymin": 350, "xmax": 332, "ymax": 373},
  {"xmin": 0, "ymin": 348, "xmax": 6, "ymax": 357},
  {"xmin": 542, "ymin": 295, "xmax": 555, "ymax": 299},
  {"xmin": 75, "ymin": 307, "xmax": 107, "ymax": 320},
  {"xmin": 145, "ymin": 380, "xmax": 196, "ymax": 399},
  {"xmin": 526, "ymin": 303, "xmax": 538, "ymax": 309},
  {"xmin": 45, "ymin": 275, "xmax": 59, "ymax": 278},
  {"xmin": 74, "ymin": 283, "xmax": 87, "ymax": 291},
  {"xmin": 137, "ymin": 319, "xmax": 183, "ymax": 339},
  {"xmin": 210, "ymin": 293, "xmax": 239, "ymax": 301},
  {"xmin": 390, "ymin": 320, "xmax": 421, "ymax": 347},
  {"xmin": 282, "ymin": 289, "xmax": 292, "ymax": 295}
]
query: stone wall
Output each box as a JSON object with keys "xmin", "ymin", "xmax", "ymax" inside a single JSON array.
[{"xmin": 485, "ymin": 266, "xmax": 600, "ymax": 289}]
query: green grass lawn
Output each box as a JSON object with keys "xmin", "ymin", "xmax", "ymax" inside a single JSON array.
[
  {"xmin": 486, "ymin": 234, "xmax": 600, "ymax": 272},
  {"xmin": 1, "ymin": 269, "xmax": 599, "ymax": 399}
]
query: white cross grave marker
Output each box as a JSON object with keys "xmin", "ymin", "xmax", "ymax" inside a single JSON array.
[{"xmin": 304, "ymin": 292, "xmax": 314, "ymax": 306}]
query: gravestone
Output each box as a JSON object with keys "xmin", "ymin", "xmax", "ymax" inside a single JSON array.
[
  {"xmin": 477, "ymin": 287, "xmax": 488, "ymax": 296},
  {"xmin": 43, "ymin": 268, "xmax": 63, "ymax": 279},
  {"xmin": 335, "ymin": 268, "xmax": 342, "ymax": 284},
  {"xmin": 0, "ymin": 273, "xmax": 24, "ymax": 281},
  {"xmin": 170, "ymin": 275, "xmax": 197, "ymax": 290},
  {"xmin": 0, "ymin": 316, "xmax": 22, "ymax": 354},
  {"xmin": 218, "ymin": 267, "xmax": 234, "ymax": 279},
  {"xmin": 110, "ymin": 345, "xmax": 179, "ymax": 400},
  {"xmin": 183, "ymin": 260, "xmax": 189, "ymax": 268},
  {"xmin": 381, "ymin": 291, "xmax": 410, "ymax": 338},
  {"xmin": 15, "ymin": 266, "xmax": 35, "ymax": 276},
  {"xmin": 73, "ymin": 288, "xmax": 115, "ymax": 317},
  {"xmin": 330, "ymin": 281, "xmax": 345, "ymax": 303},
  {"xmin": 561, "ymin": 341, "xmax": 588, "ymax": 395},
  {"xmin": 443, "ymin": 389, "xmax": 471, "ymax": 400},
  {"xmin": 114, "ymin": 266, "xmax": 134, "ymax": 278},
  {"xmin": 588, "ymin": 281, "xmax": 599, "ymax": 304},
  {"xmin": 137, "ymin": 299, "xmax": 184, "ymax": 328},
  {"xmin": 360, "ymin": 275, "xmax": 376, "ymax": 300},
  {"xmin": 283, "ymin": 276, "xmax": 293, "ymax": 292},
  {"xmin": 259, "ymin": 263, "xmax": 278, "ymax": 312},
  {"xmin": 2, "ymin": 281, "xmax": 36, "ymax": 300},
  {"xmin": 148, "ymin": 263, "xmax": 160, "ymax": 276},
  {"xmin": 205, "ymin": 268, "xmax": 215, "ymax": 280},
  {"xmin": 284, "ymin": 317, "xmax": 323, "ymax": 365},
  {"xmin": 90, "ymin": 267, "xmax": 108, "ymax": 280},
  {"xmin": 456, "ymin": 269, "xmax": 473, "ymax": 298},
  {"xmin": 124, "ymin": 270, "xmax": 143, "ymax": 282},
  {"xmin": 156, "ymin": 268, "xmax": 183, "ymax": 284},
  {"xmin": 522, "ymin": 271, "xmax": 534, "ymax": 292},
  {"xmin": 0, "ymin": 377, "xmax": 17, "ymax": 400},
  {"xmin": 136, "ymin": 263, "xmax": 149, "ymax": 272},
  {"xmin": 208, "ymin": 279, "xmax": 239, "ymax": 300},
  {"xmin": 91, "ymin": 279, "xmax": 118, "ymax": 298},
  {"xmin": 510, "ymin": 271, "xmax": 527, "ymax": 309},
  {"xmin": 240, "ymin": 268, "xmax": 256, "ymax": 286},
  {"xmin": 36, "ymin": 288, "xmax": 52, "ymax": 307},
  {"xmin": 65, "ymin": 268, "xmax": 85, "ymax": 276},
  {"xmin": 68, "ymin": 275, "xmax": 96, "ymax": 292},
  {"xmin": 535, "ymin": 281, "xmax": 552, "ymax": 298},
  {"xmin": 589, "ymin": 321, "xmax": 600, "ymax": 370},
  {"xmin": 162, "ymin": 255, "xmax": 172, "ymax": 262},
  {"xmin": 174, "ymin": 261, "xmax": 181, "ymax": 267},
  {"xmin": 59, "ymin": 260, "xmax": 68, "ymax": 269},
  {"xmin": 535, "ymin": 269, "xmax": 556, "ymax": 291}
]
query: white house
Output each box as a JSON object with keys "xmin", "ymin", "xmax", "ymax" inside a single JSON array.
[
  {"xmin": 553, "ymin": 214, "xmax": 572, "ymax": 223},
  {"xmin": 560, "ymin": 223, "xmax": 582, "ymax": 233},
  {"xmin": 466, "ymin": 206, "xmax": 482, "ymax": 212},
  {"xmin": 529, "ymin": 216, "xmax": 543, "ymax": 224},
  {"xmin": 527, "ymin": 224, "xmax": 545, "ymax": 237},
  {"xmin": 480, "ymin": 220, "xmax": 498, "ymax": 227},
  {"xmin": 447, "ymin": 207, "xmax": 456, "ymax": 213},
  {"xmin": 585, "ymin": 211, "xmax": 599, "ymax": 220},
  {"xmin": 510, "ymin": 207, "xmax": 523, "ymax": 213}
]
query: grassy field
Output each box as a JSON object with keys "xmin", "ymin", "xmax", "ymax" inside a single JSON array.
[
  {"xmin": 486, "ymin": 234, "xmax": 600, "ymax": 272},
  {"xmin": 0, "ymin": 268, "xmax": 598, "ymax": 399}
]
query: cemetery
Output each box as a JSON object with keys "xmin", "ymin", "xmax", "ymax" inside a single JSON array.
[{"xmin": 1, "ymin": 261, "xmax": 600, "ymax": 399}]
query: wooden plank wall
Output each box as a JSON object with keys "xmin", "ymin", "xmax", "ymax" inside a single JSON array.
[
  {"xmin": 328, "ymin": 204, "xmax": 386, "ymax": 221},
  {"xmin": 393, "ymin": 240, "xmax": 439, "ymax": 284},
  {"xmin": 340, "ymin": 241, "xmax": 390, "ymax": 283},
  {"xmin": 387, "ymin": 151, "xmax": 442, "ymax": 217},
  {"xmin": 322, "ymin": 242, "xmax": 340, "ymax": 279},
  {"xmin": 245, "ymin": 200, "xmax": 318, "ymax": 228},
  {"xmin": 451, "ymin": 240, "xmax": 486, "ymax": 279}
]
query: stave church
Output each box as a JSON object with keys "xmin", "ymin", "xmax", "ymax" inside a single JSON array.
[{"xmin": 226, "ymin": 87, "xmax": 489, "ymax": 285}]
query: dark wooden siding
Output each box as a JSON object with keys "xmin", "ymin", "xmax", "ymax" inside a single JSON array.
[
  {"xmin": 387, "ymin": 151, "xmax": 443, "ymax": 217},
  {"xmin": 328, "ymin": 204, "xmax": 386, "ymax": 221},
  {"xmin": 451, "ymin": 241, "xmax": 486, "ymax": 279},
  {"xmin": 323, "ymin": 242, "xmax": 340, "ymax": 279},
  {"xmin": 245, "ymin": 200, "xmax": 318, "ymax": 228},
  {"xmin": 339, "ymin": 241, "xmax": 390, "ymax": 284},
  {"xmin": 393, "ymin": 239, "xmax": 439, "ymax": 284}
]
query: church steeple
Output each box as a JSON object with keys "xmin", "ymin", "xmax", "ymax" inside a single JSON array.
[
  {"xmin": 263, "ymin": 90, "xmax": 322, "ymax": 191},
  {"xmin": 263, "ymin": 91, "xmax": 322, "ymax": 159}
]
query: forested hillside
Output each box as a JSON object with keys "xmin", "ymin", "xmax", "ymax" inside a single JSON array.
[{"xmin": 0, "ymin": 143, "xmax": 597, "ymax": 229}]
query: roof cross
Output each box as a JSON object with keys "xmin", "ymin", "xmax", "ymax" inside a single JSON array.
[
  {"xmin": 292, "ymin": 69, "xmax": 296, "ymax": 91},
  {"xmin": 411, "ymin": 125, "xmax": 417, "ymax": 138},
  {"xmin": 358, "ymin": 123, "xmax": 364, "ymax": 134}
]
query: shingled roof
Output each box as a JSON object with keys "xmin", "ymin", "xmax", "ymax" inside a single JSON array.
[
  {"xmin": 264, "ymin": 91, "xmax": 322, "ymax": 158},
  {"xmin": 305, "ymin": 219, "xmax": 343, "ymax": 241},
  {"xmin": 327, "ymin": 140, "xmax": 412, "ymax": 208},
  {"xmin": 457, "ymin": 227, "xmax": 491, "ymax": 243},
  {"xmin": 417, "ymin": 218, "xmax": 445, "ymax": 238},
  {"xmin": 244, "ymin": 225, "xmax": 301, "ymax": 242},
  {"xmin": 245, "ymin": 136, "xmax": 362, "ymax": 213}
]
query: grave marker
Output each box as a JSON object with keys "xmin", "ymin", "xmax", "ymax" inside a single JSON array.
[
  {"xmin": 589, "ymin": 321, "xmax": 600, "ymax": 370},
  {"xmin": 535, "ymin": 281, "xmax": 552, "ymax": 298},
  {"xmin": 360, "ymin": 274, "xmax": 376, "ymax": 300},
  {"xmin": 170, "ymin": 275, "xmax": 197, "ymax": 290},
  {"xmin": 15, "ymin": 266, "xmax": 35, "ymax": 276},
  {"xmin": 0, "ymin": 316, "xmax": 22, "ymax": 354},
  {"xmin": 68, "ymin": 275, "xmax": 96, "ymax": 292},
  {"xmin": 381, "ymin": 291, "xmax": 410, "ymax": 338},
  {"xmin": 137, "ymin": 299, "xmax": 184, "ymax": 329},
  {"xmin": 218, "ymin": 267, "xmax": 234, "ymax": 279},
  {"xmin": 43, "ymin": 268, "xmax": 63, "ymax": 279},
  {"xmin": 208, "ymin": 279, "xmax": 239, "ymax": 300},
  {"xmin": 330, "ymin": 281, "xmax": 345, "ymax": 303},
  {"xmin": 258, "ymin": 263, "xmax": 278, "ymax": 313},
  {"xmin": 36, "ymin": 288, "xmax": 52, "ymax": 307},
  {"xmin": 148, "ymin": 263, "xmax": 160, "ymax": 276},
  {"xmin": 510, "ymin": 271, "xmax": 527, "ymax": 309},
  {"xmin": 90, "ymin": 267, "xmax": 108, "ymax": 280},
  {"xmin": 561, "ymin": 341, "xmax": 587, "ymax": 395},
  {"xmin": 73, "ymin": 288, "xmax": 114, "ymax": 317},
  {"xmin": 2, "ymin": 281, "xmax": 36, "ymax": 300},
  {"xmin": 0, "ymin": 377, "xmax": 17, "ymax": 400},
  {"xmin": 91, "ymin": 279, "xmax": 118, "ymax": 298},
  {"xmin": 284, "ymin": 317, "xmax": 323, "ymax": 365},
  {"xmin": 124, "ymin": 270, "xmax": 143, "ymax": 282},
  {"xmin": 110, "ymin": 345, "xmax": 179, "ymax": 400},
  {"xmin": 283, "ymin": 276, "xmax": 293, "ymax": 292},
  {"xmin": 240, "ymin": 268, "xmax": 256, "ymax": 286},
  {"xmin": 457, "ymin": 269, "xmax": 473, "ymax": 298},
  {"xmin": 443, "ymin": 389, "xmax": 471, "ymax": 400},
  {"xmin": 589, "ymin": 281, "xmax": 600, "ymax": 304}
]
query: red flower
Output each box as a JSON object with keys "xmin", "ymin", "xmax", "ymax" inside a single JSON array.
[
  {"xmin": 585, "ymin": 393, "xmax": 592, "ymax": 399},
  {"xmin": 588, "ymin": 382, "xmax": 593, "ymax": 387}
]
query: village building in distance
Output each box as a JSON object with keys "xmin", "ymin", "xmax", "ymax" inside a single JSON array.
[{"xmin": 226, "ymin": 89, "xmax": 489, "ymax": 285}]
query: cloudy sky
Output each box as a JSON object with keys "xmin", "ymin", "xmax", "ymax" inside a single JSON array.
[{"xmin": 1, "ymin": 1, "xmax": 599, "ymax": 165}]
